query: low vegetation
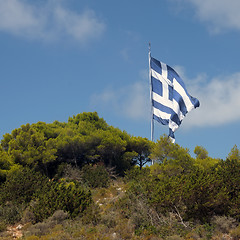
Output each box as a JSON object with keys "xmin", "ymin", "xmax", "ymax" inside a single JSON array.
[{"xmin": 0, "ymin": 112, "xmax": 239, "ymax": 239}]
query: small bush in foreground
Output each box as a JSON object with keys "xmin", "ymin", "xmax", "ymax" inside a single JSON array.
[
  {"xmin": 0, "ymin": 168, "xmax": 48, "ymax": 205},
  {"xmin": 0, "ymin": 203, "xmax": 22, "ymax": 225},
  {"xmin": 32, "ymin": 180, "xmax": 92, "ymax": 222},
  {"xmin": 212, "ymin": 215, "xmax": 237, "ymax": 233},
  {"xmin": 24, "ymin": 210, "xmax": 69, "ymax": 237}
]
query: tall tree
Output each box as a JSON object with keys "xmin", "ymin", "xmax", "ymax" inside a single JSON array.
[
  {"xmin": 130, "ymin": 136, "xmax": 152, "ymax": 169},
  {"xmin": 228, "ymin": 145, "xmax": 240, "ymax": 161}
]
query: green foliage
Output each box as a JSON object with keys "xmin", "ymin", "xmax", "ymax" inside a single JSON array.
[
  {"xmin": 150, "ymin": 135, "xmax": 194, "ymax": 174},
  {"xmin": 0, "ymin": 112, "xmax": 143, "ymax": 178},
  {"xmin": 194, "ymin": 145, "xmax": 220, "ymax": 170},
  {"xmin": 0, "ymin": 202, "xmax": 22, "ymax": 225},
  {"xmin": 32, "ymin": 180, "xmax": 92, "ymax": 222},
  {"xmin": 55, "ymin": 112, "xmax": 138, "ymax": 175},
  {"xmin": 129, "ymin": 136, "xmax": 153, "ymax": 169},
  {"xmin": 1, "ymin": 124, "xmax": 57, "ymax": 176},
  {"xmin": 0, "ymin": 168, "xmax": 48, "ymax": 204},
  {"xmin": 68, "ymin": 111, "xmax": 108, "ymax": 131},
  {"xmin": 150, "ymin": 134, "xmax": 175, "ymax": 163},
  {"xmin": 228, "ymin": 144, "xmax": 240, "ymax": 161},
  {"xmin": 194, "ymin": 145, "xmax": 209, "ymax": 159},
  {"xmin": 81, "ymin": 164, "xmax": 110, "ymax": 188},
  {"xmin": 216, "ymin": 158, "xmax": 240, "ymax": 220},
  {"xmin": 124, "ymin": 166, "xmax": 150, "ymax": 183},
  {"xmin": 179, "ymin": 169, "xmax": 229, "ymax": 222},
  {"xmin": 0, "ymin": 146, "xmax": 12, "ymax": 183},
  {"xmin": 123, "ymin": 149, "xmax": 240, "ymax": 228}
]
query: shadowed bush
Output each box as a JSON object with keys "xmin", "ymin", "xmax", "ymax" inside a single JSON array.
[
  {"xmin": 0, "ymin": 168, "xmax": 48, "ymax": 205},
  {"xmin": 32, "ymin": 180, "xmax": 92, "ymax": 222},
  {"xmin": 82, "ymin": 164, "xmax": 110, "ymax": 188}
]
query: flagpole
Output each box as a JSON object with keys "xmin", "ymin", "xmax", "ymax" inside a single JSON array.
[
  {"xmin": 149, "ymin": 43, "xmax": 154, "ymax": 165},
  {"xmin": 148, "ymin": 42, "xmax": 154, "ymax": 143}
]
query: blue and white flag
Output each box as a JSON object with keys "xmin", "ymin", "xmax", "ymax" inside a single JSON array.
[{"xmin": 150, "ymin": 56, "xmax": 200, "ymax": 142}]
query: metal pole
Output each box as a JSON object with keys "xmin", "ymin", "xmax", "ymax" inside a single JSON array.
[
  {"xmin": 149, "ymin": 43, "xmax": 155, "ymax": 166},
  {"xmin": 148, "ymin": 43, "xmax": 154, "ymax": 143}
]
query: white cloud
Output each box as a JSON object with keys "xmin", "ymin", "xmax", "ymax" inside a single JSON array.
[
  {"xmin": 173, "ymin": 0, "xmax": 240, "ymax": 33},
  {"xmin": 0, "ymin": 0, "xmax": 105, "ymax": 43},
  {"xmin": 184, "ymin": 71, "xmax": 240, "ymax": 128}
]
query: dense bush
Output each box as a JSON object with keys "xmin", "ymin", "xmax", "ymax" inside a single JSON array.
[
  {"xmin": 81, "ymin": 164, "xmax": 110, "ymax": 188},
  {"xmin": 121, "ymin": 158, "xmax": 240, "ymax": 235},
  {"xmin": 0, "ymin": 202, "xmax": 22, "ymax": 225},
  {"xmin": 32, "ymin": 180, "xmax": 92, "ymax": 222},
  {"xmin": 0, "ymin": 168, "xmax": 48, "ymax": 204}
]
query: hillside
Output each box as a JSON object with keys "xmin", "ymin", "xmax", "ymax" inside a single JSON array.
[{"xmin": 0, "ymin": 112, "xmax": 239, "ymax": 239}]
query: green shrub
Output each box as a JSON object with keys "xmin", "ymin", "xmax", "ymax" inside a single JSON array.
[
  {"xmin": 82, "ymin": 164, "xmax": 110, "ymax": 188},
  {"xmin": 0, "ymin": 168, "xmax": 48, "ymax": 204},
  {"xmin": 32, "ymin": 180, "xmax": 92, "ymax": 222},
  {"xmin": 124, "ymin": 166, "xmax": 150, "ymax": 182},
  {"xmin": 0, "ymin": 203, "xmax": 22, "ymax": 224}
]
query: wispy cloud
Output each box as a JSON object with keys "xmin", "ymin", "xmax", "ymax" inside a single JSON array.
[
  {"xmin": 91, "ymin": 70, "xmax": 150, "ymax": 121},
  {"xmin": 183, "ymin": 71, "xmax": 240, "ymax": 128},
  {"xmin": 0, "ymin": 0, "xmax": 105, "ymax": 43},
  {"xmin": 91, "ymin": 81, "xmax": 150, "ymax": 121},
  {"xmin": 172, "ymin": 0, "xmax": 240, "ymax": 33},
  {"xmin": 91, "ymin": 67, "xmax": 240, "ymax": 129}
]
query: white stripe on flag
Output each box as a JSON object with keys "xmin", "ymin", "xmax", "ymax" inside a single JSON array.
[
  {"xmin": 152, "ymin": 92, "xmax": 173, "ymax": 109},
  {"xmin": 153, "ymin": 107, "xmax": 171, "ymax": 120},
  {"xmin": 161, "ymin": 62, "xmax": 168, "ymax": 80},
  {"xmin": 169, "ymin": 119, "xmax": 179, "ymax": 132}
]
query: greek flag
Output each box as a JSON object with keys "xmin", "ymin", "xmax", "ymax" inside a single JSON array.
[{"xmin": 150, "ymin": 56, "xmax": 200, "ymax": 142}]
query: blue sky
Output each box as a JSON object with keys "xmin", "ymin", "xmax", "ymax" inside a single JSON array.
[{"xmin": 1, "ymin": 0, "xmax": 240, "ymax": 160}]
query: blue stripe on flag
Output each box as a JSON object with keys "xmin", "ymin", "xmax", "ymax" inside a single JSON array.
[
  {"xmin": 167, "ymin": 65, "xmax": 178, "ymax": 83},
  {"xmin": 190, "ymin": 95, "xmax": 200, "ymax": 108},
  {"xmin": 168, "ymin": 85, "xmax": 173, "ymax": 101},
  {"xmin": 150, "ymin": 57, "xmax": 162, "ymax": 75},
  {"xmin": 151, "ymin": 77, "xmax": 162, "ymax": 96},
  {"xmin": 152, "ymin": 100, "xmax": 172, "ymax": 114}
]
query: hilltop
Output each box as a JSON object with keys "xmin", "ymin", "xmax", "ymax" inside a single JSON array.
[{"xmin": 0, "ymin": 112, "xmax": 239, "ymax": 239}]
